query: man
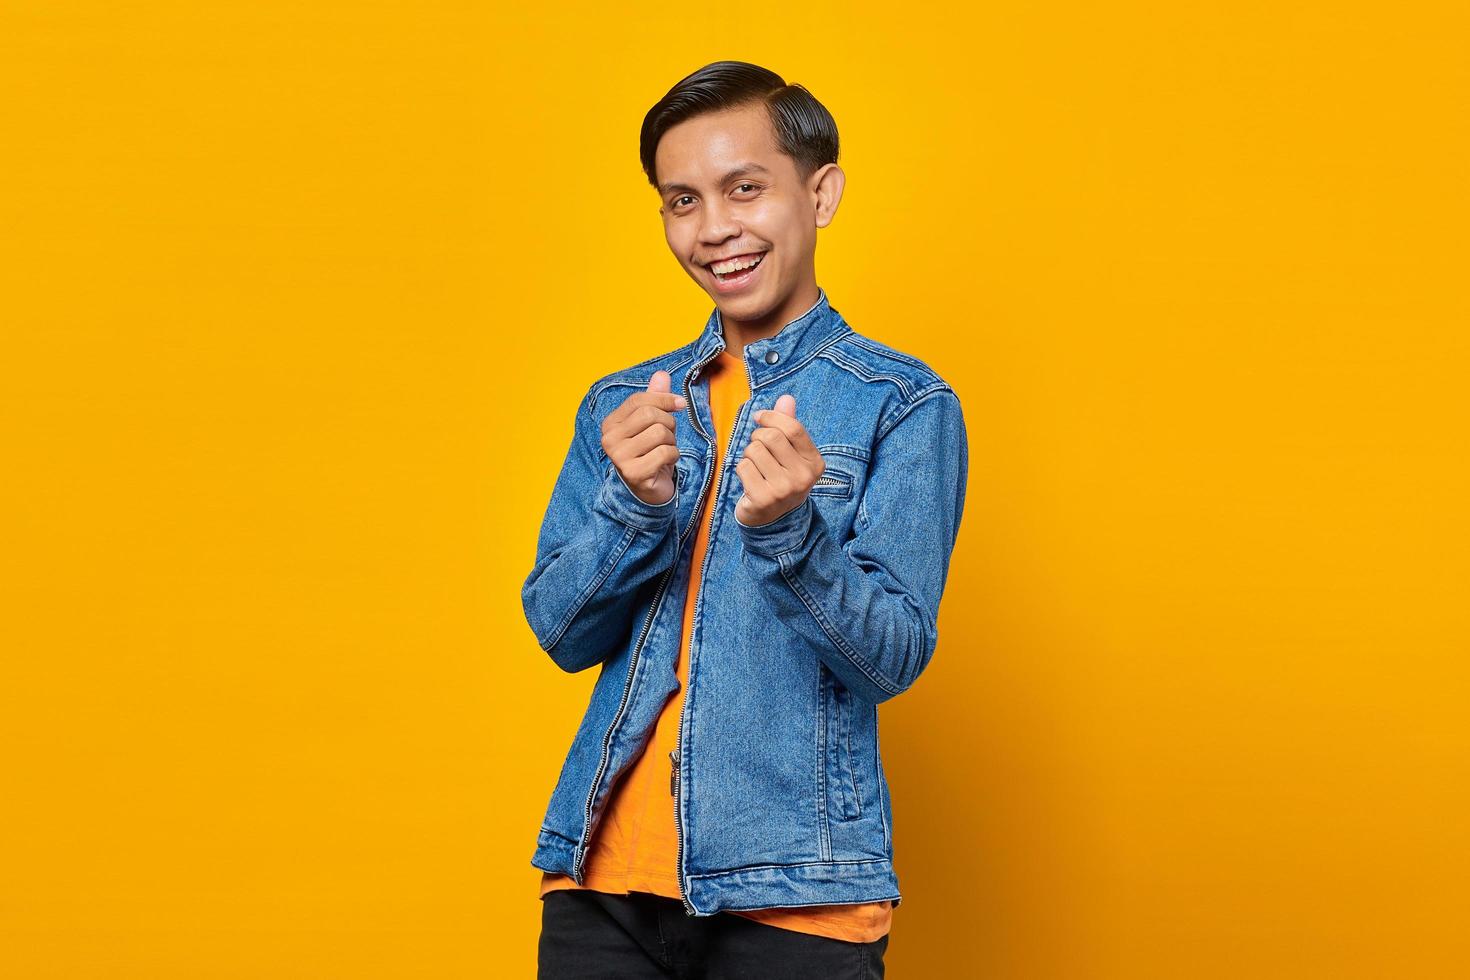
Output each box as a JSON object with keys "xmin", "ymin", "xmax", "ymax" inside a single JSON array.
[{"xmin": 524, "ymin": 60, "xmax": 969, "ymax": 978}]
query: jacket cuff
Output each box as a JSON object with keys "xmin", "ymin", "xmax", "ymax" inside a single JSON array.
[
  {"xmin": 596, "ymin": 464, "xmax": 678, "ymax": 531},
  {"xmin": 735, "ymin": 496, "xmax": 814, "ymax": 557}
]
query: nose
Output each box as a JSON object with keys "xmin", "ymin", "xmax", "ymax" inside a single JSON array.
[{"xmin": 697, "ymin": 195, "xmax": 741, "ymax": 247}]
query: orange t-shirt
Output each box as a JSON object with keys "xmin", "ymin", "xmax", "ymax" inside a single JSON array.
[{"xmin": 540, "ymin": 347, "xmax": 893, "ymax": 943}]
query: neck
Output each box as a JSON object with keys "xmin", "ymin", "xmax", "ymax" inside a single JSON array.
[{"xmin": 720, "ymin": 280, "xmax": 821, "ymax": 355}]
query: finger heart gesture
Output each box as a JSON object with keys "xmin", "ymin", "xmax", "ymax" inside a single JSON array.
[{"xmin": 733, "ymin": 393, "xmax": 825, "ymax": 528}]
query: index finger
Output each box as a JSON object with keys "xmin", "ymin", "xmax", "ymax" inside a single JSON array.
[
  {"xmin": 609, "ymin": 389, "xmax": 687, "ymax": 425},
  {"xmin": 752, "ymin": 408, "xmax": 820, "ymax": 459}
]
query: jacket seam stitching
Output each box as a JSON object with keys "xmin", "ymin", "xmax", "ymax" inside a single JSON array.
[
  {"xmin": 699, "ymin": 895, "xmax": 903, "ymax": 914},
  {"xmin": 874, "ymin": 384, "xmax": 958, "ymax": 442},
  {"xmin": 587, "ymin": 351, "xmax": 699, "ymax": 417},
  {"xmin": 538, "ymin": 825, "xmax": 580, "ymax": 845},
  {"xmin": 542, "ymin": 524, "xmax": 638, "ymax": 653},
  {"xmin": 840, "ymin": 686, "xmax": 862, "ymax": 817},
  {"xmin": 686, "ymin": 857, "xmax": 891, "ymax": 880},
  {"xmin": 842, "ymin": 332, "xmax": 943, "ymax": 373},
  {"xmin": 817, "ymin": 346, "xmax": 916, "ymax": 399},
  {"xmin": 874, "ymin": 716, "xmax": 890, "ymax": 850},
  {"xmin": 816, "ymin": 662, "xmax": 831, "ymax": 860},
  {"xmin": 775, "ymin": 550, "xmax": 903, "ymax": 698}
]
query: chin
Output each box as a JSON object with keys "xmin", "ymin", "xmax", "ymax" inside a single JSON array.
[
  {"xmin": 716, "ymin": 294, "xmax": 768, "ymax": 317},
  {"xmin": 716, "ymin": 283, "xmax": 769, "ymax": 305}
]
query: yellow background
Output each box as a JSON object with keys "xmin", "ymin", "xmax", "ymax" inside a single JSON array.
[{"xmin": 3, "ymin": 2, "xmax": 1466, "ymax": 976}]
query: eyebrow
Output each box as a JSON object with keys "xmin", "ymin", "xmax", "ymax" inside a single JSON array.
[{"xmin": 658, "ymin": 162, "xmax": 772, "ymax": 197}]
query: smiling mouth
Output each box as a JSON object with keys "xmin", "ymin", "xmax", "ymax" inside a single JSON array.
[{"xmin": 707, "ymin": 251, "xmax": 767, "ymax": 282}]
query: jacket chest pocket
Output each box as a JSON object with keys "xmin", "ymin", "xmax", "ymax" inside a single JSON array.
[
  {"xmin": 675, "ymin": 451, "xmax": 701, "ymax": 490},
  {"xmin": 808, "ymin": 469, "xmax": 852, "ymax": 497},
  {"xmin": 674, "ymin": 450, "xmax": 707, "ymax": 530},
  {"xmin": 809, "ymin": 445, "xmax": 867, "ymax": 540},
  {"xmin": 822, "ymin": 667, "xmax": 863, "ymax": 820},
  {"xmin": 809, "ymin": 445, "xmax": 864, "ymax": 498}
]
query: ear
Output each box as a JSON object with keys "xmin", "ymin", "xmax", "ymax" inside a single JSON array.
[{"xmin": 811, "ymin": 164, "xmax": 845, "ymax": 228}]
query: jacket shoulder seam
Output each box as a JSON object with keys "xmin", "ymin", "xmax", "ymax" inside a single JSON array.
[
  {"xmin": 875, "ymin": 384, "xmax": 959, "ymax": 442},
  {"xmin": 587, "ymin": 343, "xmax": 699, "ymax": 414},
  {"xmin": 825, "ymin": 333, "xmax": 952, "ymax": 397},
  {"xmin": 816, "ymin": 344, "xmax": 918, "ymax": 399},
  {"xmin": 841, "ymin": 332, "xmax": 948, "ymax": 378}
]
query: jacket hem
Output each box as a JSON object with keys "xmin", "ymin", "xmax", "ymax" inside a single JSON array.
[
  {"xmin": 531, "ymin": 829, "xmax": 901, "ymax": 917},
  {"xmin": 684, "ymin": 857, "xmax": 901, "ymax": 917},
  {"xmin": 531, "ymin": 826, "xmax": 579, "ymax": 876}
]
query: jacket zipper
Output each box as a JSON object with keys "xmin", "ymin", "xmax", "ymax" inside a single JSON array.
[
  {"xmin": 571, "ymin": 345, "xmax": 725, "ymax": 895},
  {"xmin": 673, "ymin": 388, "xmax": 752, "ymax": 915}
]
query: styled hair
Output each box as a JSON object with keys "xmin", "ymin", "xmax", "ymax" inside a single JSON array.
[{"xmin": 640, "ymin": 61, "xmax": 840, "ymax": 193}]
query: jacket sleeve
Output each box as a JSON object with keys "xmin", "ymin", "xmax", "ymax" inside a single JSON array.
[
  {"xmin": 521, "ymin": 383, "xmax": 682, "ymax": 673},
  {"xmin": 734, "ymin": 386, "xmax": 969, "ymax": 705}
]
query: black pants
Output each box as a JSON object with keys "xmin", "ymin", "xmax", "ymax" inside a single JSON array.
[{"xmin": 538, "ymin": 889, "xmax": 888, "ymax": 979}]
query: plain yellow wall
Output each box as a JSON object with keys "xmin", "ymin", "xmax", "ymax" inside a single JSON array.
[{"xmin": 3, "ymin": 2, "xmax": 1466, "ymax": 977}]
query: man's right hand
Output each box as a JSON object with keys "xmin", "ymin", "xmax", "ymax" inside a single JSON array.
[{"xmin": 601, "ymin": 369, "xmax": 687, "ymax": 506}]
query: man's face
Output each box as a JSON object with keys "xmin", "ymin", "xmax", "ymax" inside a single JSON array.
[{"xmin": 655, "ymin": 104, "xmax": 834, "ymax": 323}]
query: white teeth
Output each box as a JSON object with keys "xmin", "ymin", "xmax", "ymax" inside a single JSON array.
[{"xmin": 712, "ymin": 253, "xmax": 764, "ymax": 275}]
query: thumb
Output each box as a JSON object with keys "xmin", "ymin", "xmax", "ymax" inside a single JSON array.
[
  {"xmin": 773, "ymin": 393, "xmax": 797, "ymax": 417},
  {"xmin": 648, "ymin": 369, "xmax": 672, "ymax": 394}
]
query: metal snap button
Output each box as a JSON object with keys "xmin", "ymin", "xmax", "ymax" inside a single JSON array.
[{"xmin": 764, "ymin": 350, "xmax": 779, "ymax": 364}]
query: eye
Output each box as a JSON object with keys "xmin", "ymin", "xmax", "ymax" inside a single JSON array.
[
  {"xmin": 674, "ymin": 195, "xmax": 694, "ymax": 208},
  {"xmin": 735, "ymin": 183, "xmax": 759, "ymax": 194}
]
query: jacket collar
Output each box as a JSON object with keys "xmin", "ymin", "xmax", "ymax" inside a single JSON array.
[{"xmin": 689, "ymin": 286, "xmax": 850, "ymax": 389}]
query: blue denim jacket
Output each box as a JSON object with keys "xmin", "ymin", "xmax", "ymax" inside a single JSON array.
[{"xmin": 523, "ymin": 287, "xmax": 969, "ymax": 916}]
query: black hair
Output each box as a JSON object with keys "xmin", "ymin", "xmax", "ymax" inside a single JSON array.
[{"xmin": 640, "ymin": 61, "xmax": 840, "ymax": 193}]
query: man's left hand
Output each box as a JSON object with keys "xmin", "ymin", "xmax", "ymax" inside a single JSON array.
[{"xmin": 734, "ymin": 394, "xmax": 825, "ymax": 528}]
